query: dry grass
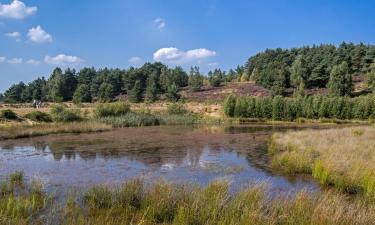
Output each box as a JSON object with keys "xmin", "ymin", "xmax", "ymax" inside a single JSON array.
[
  {"xmin": 0, "ymin": 122, "xmax": 111, "ymax": 140},
  {"xmin": 270, "ymin": 126, "xmax": 375, "ymax": 195}
]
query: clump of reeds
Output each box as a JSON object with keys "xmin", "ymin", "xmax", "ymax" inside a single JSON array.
[{"xmin": 270, "ymin": 126, "xmax": 375, "ymax": 197}]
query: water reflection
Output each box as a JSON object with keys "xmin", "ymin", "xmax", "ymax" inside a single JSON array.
[{"xmin": 0, "ymin": 125, "xmax": 320, "ymax": 192}]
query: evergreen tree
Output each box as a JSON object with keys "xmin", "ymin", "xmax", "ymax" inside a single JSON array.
[
  {"xmin": 328, "ymin": 61, "xmax": 353, "ymax": 96},
  {"xmin": 188, "ymin": 66, "xmax": 204, "ymax": 92},
  {"xmin": 73, "ymin": 84, "xmax": 92, "ymax": 103},
  {"xmin": 98, "ymin": 83, "xmax": 114, "ymax": 102},
  {"xmin": 367, "ymin": 62, "xmax": 375, "ymax": 91},
  {"xmin": 47, "ymin": 68, "xmax": 64, "ymax": 102},
  {"xmin": 129, "ymin": 80, "xmax": 143, "ymax": 103},
  {"xmin": 290, "ymin": 55, "xmax": 307, "ymax": 96},
  {"xmin": 166, "ymin": 84, "xmax": 181, "ymax": 102},
  {"xmin": 145, "ymin": 72, "xmax": 159, "ymax": 102}
]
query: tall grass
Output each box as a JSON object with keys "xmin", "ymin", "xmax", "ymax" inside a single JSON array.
[
  {"xmin": 99, "ymin": 112, "xmax": 198, "ymax": 127},
  {"xmin": 1, "ymin": 172, "xmax": 375, "ymax": 224},
  {"xmin": 270, "ymin": 126, "xmax": 375, "ymax": 196},
  {"xmin": 93, "ymin": 102, "xmax": 130, "ymax": 118}
]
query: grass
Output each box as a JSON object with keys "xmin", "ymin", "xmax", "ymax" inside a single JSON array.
[
  {"xmin": 2, "ymin": 173, "xmax": 375, "ymax": 225},
  {"xmin": 99, "ymin": 111, "xmax": 199, "ymax": 128},
  {"xmin": 0, "ymin": 122, "xmax": 111, "ymax": 140},
  {"xmin": 269, "ymin": 126, "xmax": 375, "ymax": 196}
]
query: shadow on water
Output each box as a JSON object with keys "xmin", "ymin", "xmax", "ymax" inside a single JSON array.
[{"xmin": 0, "ymin": 124, "xmax": 334, "ymax": 193}]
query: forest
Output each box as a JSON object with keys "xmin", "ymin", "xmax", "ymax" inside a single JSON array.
[{"xmin": 1, "ymin": 42, "xmax": 375, "ymax": 104}]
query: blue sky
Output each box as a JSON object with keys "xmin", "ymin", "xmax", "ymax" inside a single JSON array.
[{"xmin": 1, "ymin": 0, "xmax": 375, "ymax": 92}]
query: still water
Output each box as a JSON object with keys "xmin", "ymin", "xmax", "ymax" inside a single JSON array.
[{"xmin": 0, "ymin": 125, "xmax": 319, "ymax": 193}]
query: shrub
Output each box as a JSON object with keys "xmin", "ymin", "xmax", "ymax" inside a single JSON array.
[
  {"xmin": 93, "ymin": 102, "xmax": 130, "ymax": 118},
  {"xmin": 24, "ymin": 111, "xmax": 52, "ymax": 122},
  {"xmin": 223, "ymin": 95, "xmax": 236, "ymax": 117},
  {"xmin": 0, "ymin": 109, "xmax": 17, "ymax": 120},
  {"xmin": 167, "ymin": 103, "xmax": 188, "ymax": 115},
  {"xmin": 50, "ymin": 105, "xmax": 82, "ymax": 122}
]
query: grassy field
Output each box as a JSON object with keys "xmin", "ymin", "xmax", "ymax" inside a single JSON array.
[
  {"xmin": 2, "ymin": 171, "xmax": 375, "ymax": 225},
  {"xmin": 270, "ymin": 126, "xmax": 375, "ymax": 196}
]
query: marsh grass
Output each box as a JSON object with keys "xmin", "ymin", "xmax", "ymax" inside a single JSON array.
[
  {"xmin": 99, "ymin": 112, "xmax": 199, "ymax": 127},
  {"xmin": 270, "ymin": 126, "xmax": 375, "ymax": 196},
  {"xmin": 0, "ymin": 122, "xmax": 111, "ymax": 140},
  {"xmin": 1, "ymin": 172, "xmax": 375, "ymax": 224}
]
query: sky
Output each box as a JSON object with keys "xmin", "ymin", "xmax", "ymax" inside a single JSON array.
[{"xmin": 0, "ymin": 0, "xmax": 375, "ymax": 92}]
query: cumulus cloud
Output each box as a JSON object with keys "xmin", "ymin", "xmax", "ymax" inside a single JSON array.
[
  {"xmin": 6, "ymin": 31, "xmax": 20, "ymax": 38},
  {"xmin": 27, "ymin": 26, "xmax": 52, "ymax": 43},
  {"xmin": 7, "ymin": 57, "xmax": 22, "ymax": 64},
  {"xmin": 153, "ymin": 47, "xmax": 216, "ymax": 64},
  {"xmin": 0, "ymin": 56, "xmax": 6, "ymax": 63},
  {"xmin": 5, "ymin": 31, "xmax": 21, "ymax": 41},
  {"xmin": 129, "ymin": 56, "xmax": 142, "ymax": 65},
  {"xmin": 0, "ymin": 0, "xmax": 37, "ymax": 19},
  {"xmin": 44, "ymin": 54, "xmax": 83, "ymax": 65},
  {"xmin": 154, "ymin": 17, "xmax": 166, "ymax": 29},
  {"xmin": 26, "ymin": 59, "xmax": 41, "ymax": 65}
]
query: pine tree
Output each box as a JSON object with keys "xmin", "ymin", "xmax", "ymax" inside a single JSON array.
[
  {"xmin": 145, "ymin": 72, "xmax": 159, "ymax": 102},
  {"xmin": 129, "ymin": 80, "xmax": 143, "ymax": 103},
  {"xmin": 328, "ymin": 61, "xmax": 353, "ymax": 96},
  {"xmin": 367, "ymin": 62, "xmax": 375, "ymax": 92}
]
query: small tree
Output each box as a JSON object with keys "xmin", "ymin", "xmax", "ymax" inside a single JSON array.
[
  {"xmin": 145, "ymin": 73, "xmax": 159, "ymax": 103},
  {"xmin": 98, "ymin": 83, "xmax": 114, "ymax": 102},
  {"xmin": 129, "ymin": 80, "xmax": 143, "ymax": 103},
  {"xmin": 166, "ymin": 84, "xmax": 181, "ymax": 102},
  {"xmin": 367, "ymin": 62, "xmax": 375, "ymax": 92},
  {"xmin": 188, "ymin": 67, "xmax": 204, "ymax": 92},
  {"xmin": 328, "ymin": 61, "xmax": 353, "ymax": 96},
  {"xmin": 73, "ymin": 84, "xmax": 92, "ymax": 103},
  {"xmin": 223, "ymin": 95, "xmax": 236, "ymax": 117}
]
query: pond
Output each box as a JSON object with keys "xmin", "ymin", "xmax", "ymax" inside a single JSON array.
[{"xmin": 0, "ymin": 125, "xmax": 320, "ymax": 193}]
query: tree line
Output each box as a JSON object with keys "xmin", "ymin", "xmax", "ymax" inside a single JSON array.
[
  {"xmin": 224, "ymin": 95, "xmax": 375, "ymax": 121},
  {"xmin": 245, "ymin": 42, "xmax": 375, "ymax": 96},
  {"xmin": 1, "ymin": 63, "xmax": 244, "ymax": 103}
]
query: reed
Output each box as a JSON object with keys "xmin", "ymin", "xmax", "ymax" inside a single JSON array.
[{"xmin": 270, "ymin": 126, "xmax": 375, "ymax": 196}]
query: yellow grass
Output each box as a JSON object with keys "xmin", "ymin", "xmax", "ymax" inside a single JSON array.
[
  {"xmin": 270, "ymin": 126, "xmax": 375, "ymax": 195},
  {"xmin": 0, "ymin": 122, "xmax": 111, "ymax": 140}
]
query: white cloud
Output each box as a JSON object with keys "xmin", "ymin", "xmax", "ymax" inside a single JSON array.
[
  {"xmin": 44, "ymin": 54, "xmax": 83, "ymax": 65},
  {"xmin": 154, "ymin": 17, "xmax": 166, "ymax": 29},
  {"xmin": 7, "ymin": 57, "xmax": 22, "ymax": 64},
  {"xmin": 153, "ymin": 47, "xmax": 216, "ymax": 64},
  {"xmin": 27, "ymin": 26, "xmax": 52, "ymax": 43},
  {"xmin": 129, "ymin": 56, "xmax": 142, "ymax": 65},
  {"xmin": 27, "ymin": 59, "xmax": 40, "ymax": 65},
  {"xmin": 0, "ymin": 56, "xmax": 6, "ymax": 63},
  {"xmin": 5, "ymin": 31, "xmax": 21, "ymax": 41},
  {"xmin": 0, "ymin": 0, "xmax": 37, "ymax": 19},
  {"xmin": 6, "ymin": 31, "xmax": 20, "ymax": 38}
]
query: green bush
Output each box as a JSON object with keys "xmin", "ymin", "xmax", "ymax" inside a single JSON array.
[
  {"xmin": 24, "ymin": 111, "xmax": 52, "ymax": 122},
  {"xmin": 50, "ymin": 105, "xmax": 82, "ymax": 122},
  {"xmin": 166, "ymin": 103, "xmax": 188, "ymax": 115},
  {"xmin": 93, "ymin": 102, "xmax": 130, "ymax": 118},
  {"xmin": 0, "ymin": 109, "xmax": 17, "ymax": 120}
]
